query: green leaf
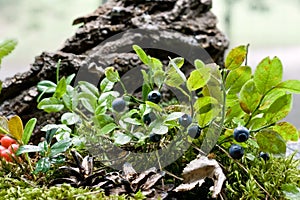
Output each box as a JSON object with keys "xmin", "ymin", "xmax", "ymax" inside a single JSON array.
[
  {"xmin": 146, "ymin": 101, "xmax": 162, "ymax": 112},
  {"xmin": 169, "ymin": 57, "xmax": 186, "ymax": 82},
  {"xmin": 100, "ymin": 77, "xmax": 114, "ymax": 92},
  {"xmin": 37, "ymin": 97, "xmax": 64, "ymax": 113},
  {"xmin": 275, "ymin": 80, "xmax": 300, "ymax": 93},
  {"xmin": 264, "ymin": 94, "xmax": 292, "ymax": 124},
  {"xmin": 123, "ymin": 118, "xmax": 142, "ymax": 126},
  {"xmin": 153, "ymin": 70, "xmax": 165, "ymax": 88},
  {"xmin": 0, "ymin": 116, "xmax": 9, "ymax": 135},
  {"xmin": 165, "ymin": 68, "xmax": 185, "ymax": 87},
  {"xmin": 98, "ymin": 123, "xmax": 117, "ymax": 135},
  {"xmin": 78, "ymin": 81, "xmax": 99, "ymax": 98},
  {"xmin": 149, "ymin": 57, "xmax": 163, "ymax": 71},
  {"xmin": 93, "ymin": 114, "xmax": 114, "ymax": 128},
  {"xmin": 37, "ymin": 80, "xmax": 57, "ymax": 93},
  {"xmin": 225, "ymin": 66, "xmax": 252, "ymax": 94},
  {"xmin": 61, "ymin": 112, "xmax": 80, "ymax": 125},
  {"xmin": 239, "ymin": 80, "xmax": 262, "ymax": 114},
  {"xmin": 164, "ymin": 112, "xmax": 184, "ymax": 122},
  {"xmin": 54, "ymin": 77, "xmax": 67, "ymax": 98},
  {"xmin": 66, "ymin": 73, "xmax": 76, "ymax": 85},
  {"xmin": 0, "ymin": 39, "xmax": 17, "ymax": 64},
  {"xmin": 46, "ymin": 128, "xmax": 58, "ymax": 144},
  {"xmin": 105, "ymin": 67, "xmax": 120, "ymax": 83},
  {"xmin": 151, "ymin": 125, "xmax": 168, "ymax": 135},
  {"xmin": 272, "ymin": 122, "xmax": 299, "ymax": 142},
  {"xmin": 259, "ymin": 88, "xmax": 285, "ymax": 110},
  {"xmin": 132, "ymin": 45, "xmax": 150, "ymax": 65},
  {"xmin": 78, "ymin": 93, "xmax": 98, "ymax": 113},
  {"xmin": 34, "ymin": 157, "xmax": 51, "ymax": 174},
  {"xmin": 248, "ymin": 117, "xmax": 267, "ymax": 131},
  {"xmin": 256, "ymin": 129, "xmax": 286, "ymax": 154},
  {"xmin": 114, "ymin": 132, "xmax": 132, "ymax": 145},
  {"xmin": 171, "ymin": 57, "xmax": 184, "ymax": 68},
  {"xmin": 225, "ymin": 45, "xmax": 247, "ymax": 70},
  {"xmin": 142, "ymin": 83, "xmax": 152, "ymax": 101},
  {"xmin": 194, "ymin": 59, "xmax": 205, "ymax": 69},
  {"xmin": 49, "ymin": 139, "xmax": 72, "ymax": 157},
  {"xmin": 187, "ymin": 67, "xmax": 211, "ymax": 91},
  {"xmin": 194, "ymin": 97, "xmax": 220, "ymax": 127},
  {"xmin": 253, "ymin": 57, "xmax": 283, "ymax": 95},
  {"xmin": 22, "ymin": 118, "xmax": 37, "ymax": 145},
  {"xmin": 16, "ymin": 145, "xmax": 42, "ymax": 155},
  {"xmin": 282, "ymin": 184, "xmax": 300, "ymax": 200}
]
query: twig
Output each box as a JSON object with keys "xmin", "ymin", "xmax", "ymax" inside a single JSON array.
[{"xmin": 164, "ymin": 170, "xmax": 183, "ymax": 181}]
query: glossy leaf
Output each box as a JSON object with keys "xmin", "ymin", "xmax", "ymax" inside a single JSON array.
[
  {"xmin": 98, "ymin": 123, "xmax": 117, "ymax": 135},
  {"xmin": 8, "ymin": 115, "xmax": 23, "ymax": 141},
  {"xmin": 61, "ymin": 112, "xmax": 80, "ymax": 125},
  {"xmin": 38, "ymin": 97, "xmax": 64, "ymax": 113},
  {"xmin": 0, "ymin": 39, "xmax": 17, "ymax": 64},
  {"xmin": 194, "ymin": 59, "xmax": 205, "ymax": 69},
  {"xmin": 100, "ymin": 77, "xmax": 114, "ymax": 92},
  {"xmin": 259, "ymin": 88, "xmax": 285, "ymax": 110},
  {"xmin": 34, "ymin": 157, "xmax": 51, "ymax": 173},
  {"xmin": 275, "ymin": 80, "xmax": 300, "ymax": 93},
  {"xmin": 114, "ymin": 132, "xmax": 131, "ymax": 145},
  {"xmin": 272, "ymin": 122, "xmax": 299, "ymax": 142},
  {"xmin": 225, "ymin": 45, "xmax": 247, "ymax": 70},
  {"xmin": 225, "ymin": 66, "xmax": 252, "ymax": 94},
  {"xmin": 16, "ymin": 145, "xmax": 42, "ymax": 155},
  {"xmin": 151, "ymin": 125, "xmax": 168, "ymax": 135},
  {"xmin": 37, "ymin": 80, "xmax": 57, "ymax": 93},
  {"xmin": 145, "ymin": 101, "xmax": 162, "ymax": 112},
  {"xmin": 256, "ymin": 129, "xmax": 286, "ymax": 154},
  {"xmin": 187, "ymin": 67, "xmax": 211, "ymax": 91},
  {"xmin": 164, "ymin": 112, "xmax": 184, "ymax": 122},
  {"xmin": 46, "ymin": 128, "xmax": 58, "ymax": 144},
  {"xmin": 78, "ymin": 81, "xmax": 99, "ymax": 98},
  {"xmin": 132, "ymin": 45, "xmax": 149, "ymax": 65},
  {"xmin": 54, "ymin": 77, "xmax": 67, "ymax": 98},
  {"xmin": 105, "ymin": 67, "xmax": 120, "ymax": 83},
  {"xmin": 22, "ymin": 118, "xmax": 37, "ymax": 145},
  {"xmin": 239, "ymin": 80, "xmax": 262, "ymax": 114},
  {"xmin": 49, "ymin": 138, "xmax": 72, "ymax": 157},
  {"xmin": 253, "ymin": 57, "xmax": 283, "ymax": 95},
  {"xmin": 264, "ymin": 94, "xmax": 292, "ymax": 124}
]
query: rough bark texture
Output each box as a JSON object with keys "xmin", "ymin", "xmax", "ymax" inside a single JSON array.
[{"xmin": 0, "ymin": 0, "xmax": 228, "ymax": 141}]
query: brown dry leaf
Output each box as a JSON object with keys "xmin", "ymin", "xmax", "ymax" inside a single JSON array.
[{"xmin": 174, "ymin": 156, "xmax": 226, "ymax": 198}]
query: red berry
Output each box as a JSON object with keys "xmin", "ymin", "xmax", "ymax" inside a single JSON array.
[
  {"xmin": 1, "ymin": 149, "xmax": 12, "ymax": 162},
  {"xmin": 8, "ymin": 144, "xmax": 19, "ymax": 153},
  {"xmin": 0, "ymin": 145, "xmax": 6, "ymax": 152},
  {"xmin": 0, "ymin": 136, "xmax": 16, "ymax": 148}
]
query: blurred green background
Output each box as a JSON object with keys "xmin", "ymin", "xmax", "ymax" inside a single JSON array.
[{"xmin": 0, "ymin": 0, "xmax": 299, "ymax": 127}]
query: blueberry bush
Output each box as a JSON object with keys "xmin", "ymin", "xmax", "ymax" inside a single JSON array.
[{"xmin": 1, "ymin": 44, "xmax": 300, "ymax": 199}]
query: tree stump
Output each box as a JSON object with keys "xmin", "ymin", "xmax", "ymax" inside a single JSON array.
[{"xmin": 0, "ymin": 0, "xmax": 228, "ymax": 141}]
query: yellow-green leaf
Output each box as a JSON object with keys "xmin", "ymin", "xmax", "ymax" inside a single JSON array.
[
  {"xmin": 225, "ymin": 45, "xmax": 247, "ymax": 70},
  {"xmin": 239, "ymin": 80, "xmax": 262, "ymax": 114},
  {"xmin": 8, "ymin": 115, "xmax": 23, "ymax": 141},
  {"xmin": 187, "ymin": 67, "xmax": 211, "ymax": 91},
  {"xmin": 272, "ymin": 122, "xmax": 299, "ymax": 142},
  {"xmin": 253, "ymin": 57, "xmax": 283, "ymax": 95}
]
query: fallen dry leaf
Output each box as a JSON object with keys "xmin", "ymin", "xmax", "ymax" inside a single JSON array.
[{"xmin": 174, "ymin": 156, "xmax": 226, "ymax": 198}]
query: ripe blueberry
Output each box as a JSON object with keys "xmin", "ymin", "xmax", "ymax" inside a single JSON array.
[
  {"xmin": 143, "ymin": 112, "xmax": 156, "ymax": 125},
  {"xmin": 112, "ymin": 98, "xmax": 126, "ymax": 112},
  {"xmin": 149, "ymin": 133, "xmax": 161, "ymax": 142},
  {"xmin": 178, "ymin": 114, "xmax": 192, "ymax": 127},
  {"xmin": 233, "ymin": 126, "xmax": 249, "ymax": 142},
  {"xmin": 259, "ymin": 152, "xmax": 270, "ymax": 161},
  {"xmin": 229, "ymin": 144, "xmax": 244, "ymax": 159},
  {"xmin": 188, "ymin": 125, "xmax": 201, "ymax": 138},
  {"xmin": 147, "ymin": 91, "xmax": 161, "ymax": 104}
]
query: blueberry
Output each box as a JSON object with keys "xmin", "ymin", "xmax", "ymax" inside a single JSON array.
[
  {"xmin": 233, "ymin": 126, "xmax": 249, "ymax": 142},
  {"xmin": 229, "ymin": 144, "xmax": 244, "ymax": 159},
  {"xmin": 178, "ymin": 114, "xmax": 192, "ymax": 127},
  {"xmin": 259, "ymin": 152, "xmax": 270, "ymax": 161},
  {"xmin": 188, "ymin": 125, "xmax": 201, "ymax": 138},
  {"xmin": 112, "ymin": 98, "xmax": 126, "ymax": 112},
  {"xmin": 143, "ymin": 112, "xmax": 156, "ymax": 125},
  {"xmin": 149, "ymin": 133, "xmax": 161, "ymax": 142},
  {"xmin": 147, "ymin": 91, "xmax": 161, "ymax": 104}
]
